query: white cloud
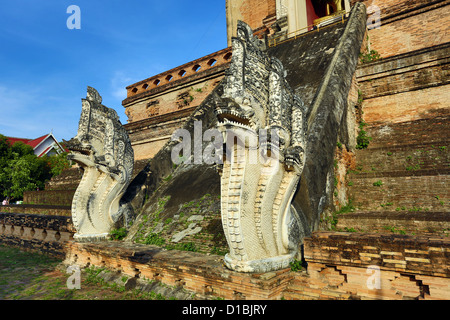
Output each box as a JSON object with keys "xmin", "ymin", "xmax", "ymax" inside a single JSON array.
[{"xmin": 110, "ymin": 71, "xmax": 132, "ymax": 101}]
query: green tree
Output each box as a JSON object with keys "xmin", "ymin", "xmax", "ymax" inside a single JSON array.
[
  {"xmin": 11, "ymin": 141, "xmax": 34, "ymax": 157},
  {"xmin": 0, "ymin": 134, "xmax": 13, "ymax": 198},
  {"xmin": 0, "ymin": 134, "xmax": 61, "ymax": 201},
  {"xmin": 2, "ymin": 153, "xmax": 52, "ymax": 200},
  {"xmin": 0, "ymin": 134, "xmax": 12, "ymax": 166},
  {"xmin": 45, "ymin": 152, "xmax": 71, "ymax": 177}
]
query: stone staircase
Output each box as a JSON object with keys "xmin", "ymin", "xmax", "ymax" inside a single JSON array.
[
  {"xmin": 0, "ymin": 167, "xmax": 85, "ymax": 216},
  {"xmin": 336, "ymin": 114, "xmax": 450, "ymax": 236},
  {"xmin": 23, "ymin": 167, "xmax": 82, "ymax": 207}
]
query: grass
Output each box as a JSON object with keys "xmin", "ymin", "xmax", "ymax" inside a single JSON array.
[
  {"xmin": 327, "ymin": 201, "xmax": 356, "ymax": 230},
  {"xmin": 373, "ymin": 180, "xmax": 383, "ymax": 187},
  {"xmin": 356, "ymin": 120, "xmax": 371, "ymax": 149},
  {"xmin": 133, "ymin": 193, "xmax": 227, "ymax": 255},
  {"xmin": 110, "ymin": 227, "xmax": 128, "ymax": 240},
  {"xmin": 0, "ymin": 245, "xmax": 61, "ymax": 299},
  {"xmin": 0, "ymin": 245, "xmax": 191, "ymax": 300},
  {"xmin": 289, "ymin": 259, "xmax": 303, "ymax": 272}
]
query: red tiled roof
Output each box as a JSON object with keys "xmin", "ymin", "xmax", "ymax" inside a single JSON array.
[
  {"xmin": 6, "ymin": 137, "xmax": 31, "ymax": 146},
  {"xmin": 5, "ymin": 133, "xmax": 64, "ymax": 157},
  {"xmin": 27, "ymin": 134, "xmax": 50, "ymax": 149}
]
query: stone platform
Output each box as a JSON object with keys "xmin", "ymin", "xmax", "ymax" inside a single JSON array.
[
  {"xmin": 1, "ymin": 209, "xmax": 448, "ymax": 300},
  {"xmin": 62, "ymin": 231, "xmax": 450, "ymax": 300},
  {"xmin": 63, "ymin": 240, "xmax": 292, "ymax": 300}
]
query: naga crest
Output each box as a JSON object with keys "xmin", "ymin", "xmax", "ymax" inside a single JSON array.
[
  {"xmin": 66, "ymin": 86, "xmax": 134, "ymax": 242},
  {"xmin": 213, "ymin": 21, "xmax": 307, "ymax": 272}
]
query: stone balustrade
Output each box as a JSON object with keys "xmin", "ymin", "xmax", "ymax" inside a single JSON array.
[
  {"xmin": 124, "ymin": 47, "xmax": 232, "ymax": 101},
  {"xmin": 0, "ymin": 212, "xmax": 75, "ymax": 258}
]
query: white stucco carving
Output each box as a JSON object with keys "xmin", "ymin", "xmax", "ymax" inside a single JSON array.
[{"xmin": 66, "ymin": 87, "xmax": 134, "ymax": 242}]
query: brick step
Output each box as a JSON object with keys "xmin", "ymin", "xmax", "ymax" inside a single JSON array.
[
  {"xmin": 45, "ymin": 159, "xmax": 149, "ymax": 191},
  {"xmin": 347, "ymin": 174, "xmax": 449, "ymax": 212},
  {"xmin": 349, "ymin": 168, "xmax": 449, "ymax": 179},
  {"xmin": 284, "ymin": 279, "xmax": 349, "ymax": 300},
  {"xmin": 336, "ymin": 211, "xmax": 449, "ymax": 236},
  {"xmin": 45, "ymin": 167, "xmax": 82, "ymax": 190},
  {"xmin": 283, "ymin": 278, "xmax": 314, "ymax": 300},
  {"xmin": 45, "ymin": 183, "xmax": 81, "ymax": 191},
  {"xmin": 363, "ymin": 114, "xmax": 449, "ymax": 150},
  {"xmin": 283, "ymin": 289, "xmax": 315, "ymax": 300},
  {"xmin": 283, "ymin": 291, "xmax": 307, "ymax": 300},
  {"xmin": 351, "ymin": 143, "xmax": 449, "ymax": 176},
  {"xmin": 23, "ymin": 189, "xmax": 76, "ymax": 206},
  {"xmin": 0, "ymin": 204, "xmax": 72, "ymax": 216}
]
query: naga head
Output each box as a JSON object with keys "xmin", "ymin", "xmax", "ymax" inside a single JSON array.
[
  {"xmin": 215, "ymin": 97, "xmax": 264, "ymax": 134},
  {"xmin": 66, "ymin": 86, "xmax": 130, "ymax": 179},
  {"xmin": 214, "ymin": 21, "xmax": 305, "ymax": 174}
]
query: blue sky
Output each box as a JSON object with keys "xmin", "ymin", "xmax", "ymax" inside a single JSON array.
[{"xmin": 0, "ymin": 0, "xmax": 227, "ymax": 141}]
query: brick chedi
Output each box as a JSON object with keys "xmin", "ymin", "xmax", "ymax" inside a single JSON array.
[
  {"xmin": 333, "ymin": 0, "xmax": 450, "ymax": 235},
  {"xmin": 1, "ymin": 0, "xmax": 449, "ymax": 301},
  {"xmin": 122, "ymin": 48, "xmax": 232, "ymax": 160}
]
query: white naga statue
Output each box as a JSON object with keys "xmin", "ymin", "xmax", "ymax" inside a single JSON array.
[
  {"xmin": 212, "ymin": 21, "xmax": 307, "ymax": 272},
  {"xmin": 66, "ymin": 87, "xmax": 134, "ymax": 242}
]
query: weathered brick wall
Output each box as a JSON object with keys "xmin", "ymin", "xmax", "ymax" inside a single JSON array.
[
  {"xmin": 341, "ymin": 113, "xmax": 449, "ymax": 234},
  {"xmin": 226, "ymin": 0, "xmax": 276, "ymax": 44},
  {"xmin": 336, "ymin": 211, "xmax": 449, "ymax": 235},
  {"xmin": 122, "ymin": 49, "xmax": 231, "ymax": 160},
  {"xmin": 347, "ymin": 121, "xmax": 449, "ymax": 214},
  {"xmin": 124, "ymin": 48, "xmax": 231, "ymax": 102},
  {"xmin": 1, "ymin": 205, "xmax": 71, "ymax": 216},
  {"xmin": 238, "ymin": 0, "xmax": 276, "ymax": 31},
  {"xmin": 285, "ymin": 231, "xmax": 450, "ymax": 300},
  {"xmin": 357, "ymin": 43, "xmax": 449, "ymax": 99},
  {"xmin": 348, "ymin": 175, "xmax": 449, "ymax": 211},
  {"xmin": 124, "ymin": 76, "xmax": 224, "ymax": 124},
  {"xmin": 303, "ymin": 232, "xmax": 449, "ymax": 275},
  {"xmin": 286, "ymin": 261, "xmax": 449, "ymax": 299},
  {"xmin": 353, "ymin": 138, "xmax": 449, "ymax": 174},
  {"xmin": 23, "ymin": 189, "xmax": 75, "ymax": 206},
  {"xmin": 352, "ymin": 0, "xmax": 445, "ymax": 19},
  {"xmin": 124, "ymin": 109, "xmax": 194, "ymax": 160},
  {"xmin": 44, "ymin": 167, "xmax": 82, "ymax": 191},
  {"xmin": 2, "ymin": 213, "xmax": 447, "ymax": 299},
  {"xmin": 61, "ymin": 231, "xmax": 450, "ymax": 300},
  {"xmin": 357, "ymin": 42, "xmax": 450, "ymax": 125},
  {"xmin": 353, "ymin": 0, "xmax": 449, "ymax": 58},
  {"xmin": 63, "ymin": 241, "xmax": 292, "ymax": 300},
  {"xmin": 368, "ymin": 2, "xmax": 449, "ymax": 58}
]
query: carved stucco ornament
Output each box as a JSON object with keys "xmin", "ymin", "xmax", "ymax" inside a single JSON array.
[
  {"xmin": 212, "ymin": 21, "xmax": 307, "ymax": 272},
  {"xmin": 66, "ymin": 87, "xmax": 134, "ymax": 242}
]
